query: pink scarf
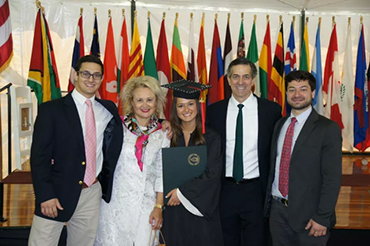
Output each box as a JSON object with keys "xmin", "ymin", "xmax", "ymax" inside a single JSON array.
[{"xmin": 122, "ymin": 114, "xmax": 162, "ymax": 171}]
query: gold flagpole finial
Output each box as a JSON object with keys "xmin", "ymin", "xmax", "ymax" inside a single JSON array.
[
  {"xmin": 202, "ymin": 12, "xmax": 205, "ymax": 20},
  {"xmin": 348, "ymin": 17, "xmax": 351, "ymax": 25},
  {"xmin": 36, "ymin": 0, "xmax": 41, "ymax": 9},
  {"xmin": 306, "ymin": 17, "xmax": 309, "ymax": 23},
  {"xmin": 134, "ymin": 10, "xmax": 137, "ymax": 18},
  {"xmin": 332, "ymin": 16, "xmax": 335, "ymax": 26},
  {"xmin": 108, "ymin": 9, "xmax": 111, "ymax": 18},
  {"xmin": 148, "ymin": 11, "xmax": 150, "ymax": 19},
  {"xmin": 228, "ymin": 13, "xmax": 231, "ymax": 23},
  {"xmin": 241, "ymin": 12, "xmax": 244, "ymax": 20},
  {"xmin": 122, "ymin": 9, "xmax": 125, "ymax": 17},
  {"xmin": 80, "ymin": 8, "xmax": 83, "ymax": 16},
  {"xmin": 94, "ymin": 7, "xmax": 97, "ymax": 15},
  {"xmin": 279, "ymin": 15, "xmax": 282, "ymax": 24},
  {"xmin": 254, "ymin": 15, "xmax": 257, "ymax": 23},
  {"xmin": 190, "ymin": 13, "xmax": 193, "ymax": 19},
  {"xmin": 360, "ymin": 16, "xmax": 363, "ymax": 24},
  {"xmin": 267, "ymin": 14, "xmax": 269, "ymax": 21},
  {"xmin": 318, "ymin": 17, "xmax": 322, "ymax": 28},
  {"xmin": 175, "ymin": 12, "xmax": 179, "ymax": 20},
  {"xmin": 162, "ymin": 12, "xmax": 166, "ymax": 19},
  {"xmin": 215, "ymin": 13, "xmax": 218, "ymax": 20}
]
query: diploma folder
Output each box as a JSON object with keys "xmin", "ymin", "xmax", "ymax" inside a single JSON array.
[{"xmin": 162, "ymin": 145, "xmax": 207, "ymax": 204}]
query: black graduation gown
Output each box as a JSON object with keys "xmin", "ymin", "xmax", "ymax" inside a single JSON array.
[{"xmin": 162, "ymin": 128, "xmax": 224, "ymax": 246}]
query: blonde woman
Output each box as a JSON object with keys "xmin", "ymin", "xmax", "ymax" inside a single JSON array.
[{"xmin": 95, "ymin": 76, "xmax": 170, "ymax": 246}]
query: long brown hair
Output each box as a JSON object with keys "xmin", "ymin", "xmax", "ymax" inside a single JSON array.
[{"xmin": 170, "ymin": 97, "xmax": 205, "ymax": 147}]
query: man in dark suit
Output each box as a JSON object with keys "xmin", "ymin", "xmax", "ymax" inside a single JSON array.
[
  {"xmin": 29, "ymin": 55, "xmax": 123, "ymax": 245},
  {"xmin": 265, "ymin": 70, "xmax": 342, "ymax": 246},
  {"xmin": 207, "ymin": 57, "xmax": 281, "ymax": 246}
]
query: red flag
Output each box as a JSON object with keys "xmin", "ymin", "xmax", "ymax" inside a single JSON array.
[
  {"xmin": 156, "ymin": 17, "xmax": 172, "ymax": 120},
  {"xmin": 128, "ymin": 14, "xmax": 144, "ymax": 79},
  {"xmin": 68, "ymin": 14, "xmax": 84, "ymax": 92},
  {"xmin": 99, "ymin": 15, "xmax": 118, "ymax": 103},
  {"xmin": 259, "ymin": 20, "xmax": 272, "ymax": 99},
  {"xmin": 323, "ymin": 23, "xmax": 343, "ymax": 129},
  {"xmin": 0, "ymin": 0, "xmax": 13, "ymax": 73},
  {"xmin": 197, "ymin": 14, "xmax": 208, "ymax": 101},
  {"xmin": 117, "ymin": 14, "xmax": 130, "ymax": 115},
  {"xmin": 208, "ymin": 17, "xmax": 224, "ymax": 105}
]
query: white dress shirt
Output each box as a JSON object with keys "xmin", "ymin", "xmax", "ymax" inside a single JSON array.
[
  {"xmin": 72, "ymin": 89, "xmax": 113, "ymax": 177},
  {"xmin": 272, "ymin": 107, "xmax": 312, "ymax": 199},
  {"xmin": 226, "ymin": 95, "xmax": 259, "ymax": 179}
]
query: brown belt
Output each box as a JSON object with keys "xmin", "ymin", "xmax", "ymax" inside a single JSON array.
[{"xmin": 82, "ymin": 178, "xmax": 99, "ymax": 189}]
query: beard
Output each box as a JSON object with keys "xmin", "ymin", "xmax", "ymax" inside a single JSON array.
[{"xmin": 288, "ymin": 97, "xmax": 312, "ymax": 110}]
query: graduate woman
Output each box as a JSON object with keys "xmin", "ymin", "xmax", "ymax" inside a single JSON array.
[{"xmin": 161, "ymin": 80, "xmax": 224, "ymax": 246}]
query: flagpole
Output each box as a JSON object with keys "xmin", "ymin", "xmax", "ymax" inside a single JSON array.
[{"xmin": 163, "ymin": 12, "xmax": 166, "ymax": 20}]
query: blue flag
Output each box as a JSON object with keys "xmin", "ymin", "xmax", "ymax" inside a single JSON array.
[
  {"xmin": 354, "ymin": 25, "xmax": 368, "ymax": 151},
  {"xmin": 90, "ymin": 15, "xmax": 100, "ymax": 58},
  {"xmin": 311, "ymin": 23, "xmax": 323, "ymax": 115},
  {"xmin": 284, "ymin": 21, "xmax": 296, "ymax": 115}
]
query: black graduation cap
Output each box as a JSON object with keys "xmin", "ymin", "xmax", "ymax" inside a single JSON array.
[{"xmin": 162, "ymin": 79, "xmax": 211, "ymax": 100}]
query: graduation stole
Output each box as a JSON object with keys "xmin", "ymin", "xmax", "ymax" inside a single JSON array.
[{"xmin": 122, "ymin": 113, "xmax": 162, "ymax": 171}]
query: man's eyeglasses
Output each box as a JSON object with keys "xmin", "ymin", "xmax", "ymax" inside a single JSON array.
[{"xmin": 77, "ymin": 71, "xmax": 103, "ymax": 80}]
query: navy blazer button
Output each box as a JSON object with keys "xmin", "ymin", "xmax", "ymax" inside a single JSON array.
[
  {"xmin": 79, "ymin": 181, "xmax": 83, "ymax": 185},
  {"xmin": 82, "ymin": 161, "xmax": 85, "ymax": 165}
]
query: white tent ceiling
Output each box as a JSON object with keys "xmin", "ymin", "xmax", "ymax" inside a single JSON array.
[{"xmin": 78, "ymin": 0, "xmax": 370, "ymax": 13}]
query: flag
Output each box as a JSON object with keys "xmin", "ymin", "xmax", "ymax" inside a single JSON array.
[
  {"xmin": 311, "ymin": 21, "xmax": 323, "ymax": 115},
  {"xmin": 144, "ymin": 15, "xmax": 158, "ymax": 79},
  {"xmin": 117, "ymin": 13, "xmax": 129, "ymax": 115},
  {"xmin": 27, "ymin": 8, "xmax": 61, "ymax": 104},
  {"xmin": 68, "ymin": 14, "xmax": 84, "ymax": 93},
  {"xmin": 237, "ymin": 17, "xmax": 245, "ymax": 58},
  {"xmin": 354, "ymin": 24, "xmax": 369, "ymax": 152},
  {"xmin": 323, "ymin": 23, "xmax": 343, "ymax": 129},
  {"xmin": 270, "ymin": 22, "xmax": 285, "ymax": 115},
  {"xmin": 259, "ymin": 19, "xmax": 271, "ymax": 99},
  {"xmin": 284, "ymin": 20, "xmax": 296, "ymax": 115},
  {"xmin": 208, "ymin": 17, "xmax": 224, "ymax": 105},
  {"xmin": 247, "ymin": 19, "xmax": 260, "ymax": 97},
  {"xmin": 0, "ymin": 0, "xmax": 13, "ymax": 73},
  {"xmin": 157, "ymin": 16, "xmax": 171, "ymax": 120},
  {"xmin": 128, "ymin": 14, "xmax": 144, "ymax": 79},
  {"xmin": 171, "ymin": 15, "xmax": 186, "ymax": 81},
  {"xmin": 340, "ymin": 21, "xmax": 354, "ymax": 152},
  {"xmin": 186, "ymin": 14, "xmax": 198, "ymax": 82},
  {"xmin": 197, "ymin": 14, "xmax": 208, "ymax": 104},
  {"xmin": 299, "ymin": 20, "xmax": 310, "ymax": 71},
  {"xmin": 90, "ymin": 13, "xmax": 100, "ymax": 58},
  {"xmin": 99, "ymin": 15, "xmax": 118, "ymax": 103},
  {"xmin": 223, "ymin": 15, "xmax": 232, "ymax": 98}
]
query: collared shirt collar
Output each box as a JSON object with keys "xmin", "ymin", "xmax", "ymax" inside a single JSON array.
[
  {"xmin": 230, "ymin": 94, "xmax": 256, "ymax": 109},
  {"xmin": 72, "ymin": 89, "xmax": 96, "ymax": 107},
  {"xmin": 290, "ymin": 106, "xmax": 312, "ymax": 124}
]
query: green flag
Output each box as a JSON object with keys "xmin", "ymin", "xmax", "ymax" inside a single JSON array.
[
  {"xmin": 299, "ymin": 23, "xmax": 310, "ymax": 71},
  {"xmin": 237, "ymin": 19, "xmax": 245, "ymax": 58},
  {"xmin": 247, "ymin": 22, "xmax": 260, "ymax": 97},
  {"xmin": 144, "ymin": 17, "xmax": 158, "ymax": 79}
]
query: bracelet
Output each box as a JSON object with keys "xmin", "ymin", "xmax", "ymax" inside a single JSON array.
[{"xmin": 154, "ymin": 204, "xmax": 163, "ymax": 209}]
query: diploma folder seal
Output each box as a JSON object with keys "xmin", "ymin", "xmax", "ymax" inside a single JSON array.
[{"xmin": 162, "ymin": 145, "xmax": 207, "ymax": 204}]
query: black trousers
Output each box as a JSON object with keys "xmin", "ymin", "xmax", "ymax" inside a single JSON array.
[
  {"xmin": 219, "ymin": 178, "xmax": 265, "ymax": 246},
  {"xmin": 269, "ymin": 198, "xmax": 329, "ymax": 246}
]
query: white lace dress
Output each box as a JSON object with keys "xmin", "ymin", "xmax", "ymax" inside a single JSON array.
[{"xmin": 95, "ymin": 125, "xmax": 170, "ymax": 246}]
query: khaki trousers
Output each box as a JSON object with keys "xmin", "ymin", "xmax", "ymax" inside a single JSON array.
[{"xmin": 28, "ymin": 181, "xmax": 102, "ymax": 246}]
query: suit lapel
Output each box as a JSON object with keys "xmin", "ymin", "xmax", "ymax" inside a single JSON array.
[
  {"xmin": 291, "ymin": 109, "xmax": 318, "ymax": 159},
  {"xmin": 220, "ymin": 99, "xmax": 229, "ymax": 144},
  {"xmin": 64, "ymin": 93, "xmax": 84, "ymax": 149}
]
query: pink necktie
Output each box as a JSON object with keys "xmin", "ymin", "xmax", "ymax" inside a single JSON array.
[
  {"xmin": 278, "ymin": 117, "xmax": 297, "ymax": 198},
  {"xmin": 84, "ymin": 99, "xmax": 97, "ymax": 186}
]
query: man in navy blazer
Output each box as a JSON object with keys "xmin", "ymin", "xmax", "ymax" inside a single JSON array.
[
  {"xmin": 29, "ymin": 55, "xmax": 123, "ymax": 245},
  {"xmin": 207, "ymin": 57, "xmax": 281, "ymax": 246},
  {"xmin": 264, "ymin": 70, "xmax": 342, "ymax": 246}
]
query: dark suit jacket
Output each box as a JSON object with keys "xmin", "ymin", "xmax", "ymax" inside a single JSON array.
[
  {"xmin": 206, "ymin": 95, "xmax": 282, "ymax": 196},
  {"xmin": 264, "ymin": 108, "xmax": 342, "ymax": 231},
  {"xmin": 30, "ymin": 93, "xmax": 123, "ymax": 222}
]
